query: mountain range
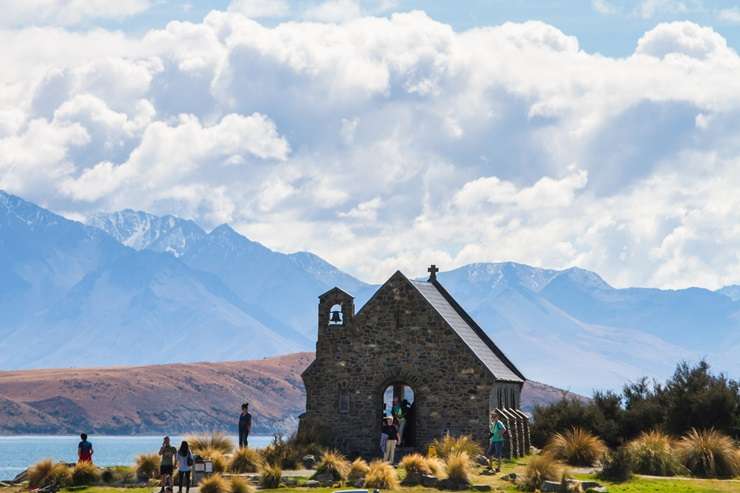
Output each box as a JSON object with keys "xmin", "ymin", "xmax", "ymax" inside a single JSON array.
[{"xmin": 1, "ymin": 190, "xmax": 739, "ymax": 394}]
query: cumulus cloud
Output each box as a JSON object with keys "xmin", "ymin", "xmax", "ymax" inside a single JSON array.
[
  {"xmin": 592, "ymin": 0, "xmax": 618, "ymax": 15},
  {"xmin": 228, "ymin": 0, "xmax": 290, "ymax": 19},
  {"xmin": 3, "ymin": 11, "xmax": 740, "ymax": 289},
  {"xmin": 0, "ymin": 0, "xmax": 151, "ymax": 27}
]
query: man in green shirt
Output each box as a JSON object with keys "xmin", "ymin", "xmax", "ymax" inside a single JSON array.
[
  {"xmin": 159, "ymin": 436, "xmax": 177, "ymax": 493},
  {"xmin": 487, "ymin": 411, "xmax": 506, "ymax": 472}
]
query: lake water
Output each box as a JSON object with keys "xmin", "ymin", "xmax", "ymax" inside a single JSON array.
[{"xmin": 0, "ymin": 435, "xmax": 274, "ymax": 480}]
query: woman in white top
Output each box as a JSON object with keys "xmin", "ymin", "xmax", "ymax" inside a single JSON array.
[{"xmin": 176, "ymin": 441, "xmax": 194, "ymax": 493}]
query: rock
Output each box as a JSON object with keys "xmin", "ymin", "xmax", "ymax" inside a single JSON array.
[
  {"xmin": 302, "ymin": 454, "xmax": 317, "ymax": 469},
  {"xmin": 420, "ymin": 474, "xmax": 439, "ymax": 487},
  {"xmin": 472, "ymin": 485, "xmax": 492, "ymax": 491},
  {"xmin": 281, "ymin": 478, "xmax": 298, "ymax": 486},
  {"xmin": 503, "ymin": 472, "xmax": 517, "ymax": 482},
  {"xmin": 304, "ymin": 480, "xmax": 321, "ymax": 488},
  {"xmin": 541, "ymin": 480, "xmax": 561, "ymax": 492},
  {"xmin": 312, "ymin": 471, "xmax": 334, "ymax": 483},
  {"xmin": 475, "ymin": 454, "xmax": 490, "ymax": 466},
  {"xmin": 479, "ymin": 469, "xmax": 495, "ymax": 476},
  {"xmin": 580, "ymin": 481, "xmax": 602, "ymax": 490},
  {"xmin": 439, "ymin": 479, "xmax": 470, "ymax": 491}
]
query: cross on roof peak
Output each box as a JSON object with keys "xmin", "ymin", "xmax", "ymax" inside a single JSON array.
[{"xmin": 427, "ymin": 264, "xmax": 439, "ymax": 281}]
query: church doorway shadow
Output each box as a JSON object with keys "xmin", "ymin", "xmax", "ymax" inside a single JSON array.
[{"xmin": 381, "ymin": 382, "xmax": 416, "ymax": 447}]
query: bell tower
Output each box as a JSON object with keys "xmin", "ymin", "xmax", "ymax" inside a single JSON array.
[{"xmin": 318, "ymin": 287, "xmax": 354, "ymax": 332}]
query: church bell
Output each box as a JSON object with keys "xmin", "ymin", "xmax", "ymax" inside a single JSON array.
[{"xmin": 330, "ymin": 309, "xmax": 343, "ymax": 323}]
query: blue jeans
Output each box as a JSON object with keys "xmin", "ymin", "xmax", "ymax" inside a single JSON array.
[{"xmin": 487, "ymin": 440, "xmax": 504, "ymax": 459}]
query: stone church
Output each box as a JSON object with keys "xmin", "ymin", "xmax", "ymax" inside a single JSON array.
[{"xmin": 298, "ymin": 266, "xmax": 530, "ymax": 457}]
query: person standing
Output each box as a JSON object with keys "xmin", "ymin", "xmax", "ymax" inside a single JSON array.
[
  {"xmin": 158, "ymin": 436, "xmax": 177, "ymax": 493},
  {"xmin": 391, "ymin": 397, "xmax": 406, "ymax": 446},
  {"xmin": 176, "ymin": 441, "xmax": 193, "ymax": 493},
  {"xmin": 382, "ymin": 416, "xmax": 399, "ymax": 463},
  {"xmin": 487, "ymin": 411, "xmax": 506, "ymax": 472},
  {"xmin": 238, "ymin": 403, "xmax": 252, "ymax": 448},
  {"xmin": 77, "ymin": 433, "xmax": 94, "ymax": 464}
]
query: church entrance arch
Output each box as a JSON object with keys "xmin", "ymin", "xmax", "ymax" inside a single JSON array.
[{"xmin": 381, "ymin": 382, "xmax": 416, "ymax": 447}]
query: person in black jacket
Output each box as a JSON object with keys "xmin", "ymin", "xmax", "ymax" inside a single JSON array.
[
  {"xmin": 238, "ymin": 403, "xmax": 252, "ymax": 448},
  {"xmin": 382, "ymin": 416, "xmax": 399, "ymax": 463}
]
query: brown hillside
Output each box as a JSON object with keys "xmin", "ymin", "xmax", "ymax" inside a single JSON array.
[{"xmin": 0, "ymin": 352, "xmax": 580, "ymax": 435}]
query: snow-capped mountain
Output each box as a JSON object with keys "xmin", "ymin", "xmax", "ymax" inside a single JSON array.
[
  {"xmin": 3, "ymin": 190, "xmax": 740, "ymax": 394},
  {"xmin": 88, "ymin": 210, "xmax": 205, "ymax": 257}
]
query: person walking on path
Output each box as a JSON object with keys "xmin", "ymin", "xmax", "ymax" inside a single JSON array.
[
  {"xmin": 382, "ymin": 416, "xmax": 399, "ymax": 464},
  {"xmin": 77, "ymin": 433, "xmax": 94, "ymax": 464},
  {"xmin": 176, "ymin": 441, "xmax": 194, "ymax": 493},
  {"xmin": 487, "ymin": 411, "xmax": 507, "ymax": 472},
  {"xmin": 238, "ymin": 402, "xmax": 252, "ymax": 448},
  {"xmin": 158, "ymin": 436, "xmax": 177, "ymax": 493}
]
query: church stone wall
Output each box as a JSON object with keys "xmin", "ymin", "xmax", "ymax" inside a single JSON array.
[{"xmin": 302, "ymin": 272, "xmax": 501, "ymax": 456}]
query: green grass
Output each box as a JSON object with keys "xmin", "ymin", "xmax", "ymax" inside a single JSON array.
[
  {"xmin": 571, "ymin": 473, "xmax": 740, "ymax": 493},
  {"xmin": 58, "ymin": 488, "xmax": 151, "ymax": 493}
]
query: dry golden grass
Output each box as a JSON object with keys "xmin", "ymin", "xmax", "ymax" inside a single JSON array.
[
  {"xmin": 347, "ymin": 458, "xmax": 370, "ymax": 482},
  {"xmin": 134, "ymin": 453, "xmax": 161, "ymax": 480},
  {"xmin": 28, "ymin": 459, "xmax": 72, "ymax": 489},
  {"xmin": 71, "ymin": 462, "xmax": 100, "ymax": 486},
  {"xmin": 546, "ymin": 427, "xmax": 607, "ymax": 466},
  {"xmin": 260, "ymin": 464, "xmax": 282, "ymax": 489},
  {"xmin": 364, "ymin": 460, "xmax": 399, "ymax": 490},
  {"xmin": 314, "ymin": 450, "xmax": 351, "ymax": 481},
  {"xmin": 228, "ymin": 476, "xmax": 255, "ymax": 493},
  {"xmin": 425, "ymin": 457, "xmax": 447, "ymax": 479},
  {"xmin": 229, "ymin": 447, "xmax": 263, "ymax": 473},
  {"xmin": 428, "ymin": 435, "xmax": 483, "ymax": 460},
  {"xmin": 199, "ymin": 474, "xmax": 229, "ymax": 493},
  {"xmin": 627, "ymin": 430, "xmax": 686, "ymax": 476},
  {"xmin": 444, "ymin": 451, "xmax": 473, "ymax": 486},
  {"xmin": 677, "ymin": 428, "xmax": 740, "ymax": 478},
  {"xmin": 399, "ymin": 453, "xmax": 432, "ymax": 485},
  {"xmin": 197, "ymin": 447, "xmax": 227, "ymax": 473},
  {"xmin": 187, "ymin": 432, "xmax": 235, "ymax": 455},
  {"xmin": 521, "ymin": 453, "xmax": 562, "ymax": 491}
]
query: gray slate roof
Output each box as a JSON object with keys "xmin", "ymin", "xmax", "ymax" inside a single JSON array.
[{"xmin": 411, "ymin": 279, "xmax": 524, "ymax": 383}]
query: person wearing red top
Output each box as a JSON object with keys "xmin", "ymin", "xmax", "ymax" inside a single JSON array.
[{"xmin": 78, "ymin": 433, "xmax": 94, "ymax": 463}]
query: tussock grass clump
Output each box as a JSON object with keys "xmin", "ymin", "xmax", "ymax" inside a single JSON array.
[
  {"xmin": 348, "ymin": 458, "xmax": 370, "ymax": 483},
  {"xmin": 197, "ymin": 447, "xmax": 227, "ymax": 473},
  {"xmin": 260, "ymin": 464, "xmax": 282, "ymax": 489},
  {"xmin": 677, "ymin": 428, "xmax": 740, "ymax": 478},
  {"xmin": 428, "ymin": 434, "xmax": 482, "ymax": 460},
  {"xmin": 546, "ymin": 427, "xmax": 607, "ymax": 466},
  {"xmin": 599, "ymin": 447, "xmax": 633, "ymax": 483},
  {"xmin": 187, "ymin": 432, "xmax": 235, "ymax": 455},
  {"xmin": 135, "ymin": 453, "xmax": 161, "ymax": 480},
  {"xmin": 399, "ymin": 453, "xmax": 432, "ymax": 485},
  {"xmin": 521, "ymin": 453, "xmax": 562, "ymax": 492},
  {"xmin": 425, "ymin": 457, "xmax": 447, "ymax": 479},
  {"xmin": 444, "ymin": 452, "xmax": 472, "ymax": 486},
  {"xmin": 230, "ymin": 447, "xmax": 263, "ymax": 473},
  {"xmin": 364, "ymin": 460, "xmax": 399, "ymax": 490},
  {"xmin": 72, "ymin": 462, "xmax": 100, "ymax": 485},
  {"xmin": 199, "ymin": 474, "xmax": 229, "ymax": 493},
  {"xmin": 313, "ymin": 450, "xmax": 351, "ymax": 481},
  {"xmin": 228, "ymin": 476, "xmax": 255, "ymax": 493},
  {"xmin": 28, "ymin": 459, "xmax": 72, "ymax": 489},
  {"xmin": 627, "ymin": 430, "xmax": 686, "ymax": 476}
]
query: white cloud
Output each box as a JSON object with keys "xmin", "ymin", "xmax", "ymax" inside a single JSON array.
[
  {"xmin": 3, "ymin": 12, "xmax": 740, "ymax": 289},
  {"xmin": 228, "ymin": 0, "xmax": 290, "ymax": 19},
  {"xmin": 717, "ymin": 7, "xmax": 740, "ymax": 24},
  {"xmin": 0, "ymin": 0, "xmax": 151, "ymax": 27},
  {"xmin": 304, "ymin": 0, "xmax": 363, "ymax": 22},
  {"xmin": 635, "ymin": 0, "xmax": 696, "ymax": 19},
  {"xmin": 592, "ymin": 0, "xmax": 617, "ymax": 15}
]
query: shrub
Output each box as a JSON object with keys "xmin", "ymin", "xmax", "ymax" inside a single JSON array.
[
  {"xmin": 313, "ymin": 450, "xmax": 350, "ymax": 481},
  {"xmin": 260, "ymin": 464, "xmax": 282, "ymax": 489},
  {"xmin": 72, "ymin": 462, "xmax": 100, "ymax": 486},
  {"xmin": 546, "ymin": 427, "xmax": 607, "ymax": 466},
  {"xmin": 426, "ymin": 457, "xmax": 447, "ymax": 479},
  {"xmin": 627, "ymin": 430, "xmax": 686, "ymax": 476},
  {"xmin": 135, "ymin": 453, "xmax": 161, "ymax": 480},
  {"xmin": 28, "ymin": 459, "xmax": 72, "ymax": 489},
  {"xmin": 230, "ymin": 446, "xmax": 263, "ymax": 473},
  {"xmin": 187, "ymin": 432, "xmax": 235, "ymax": 454},
  {"xmin": 677, "ymin": 428, "xmax": 740, "ymax": 478},
  {"xmin": 229, "ymin": 476, "xmax": 255, "ymax": 493},
  {"xmin": 521, "ymin": 453, "xmax": 562, "ymax": 492},
  {"xmin": 399, "ymin": 453, "xmax": 432, "ymax": 485},
  {"xmin": 444, "ymin": 452, "xmax": 472, "ymax": 486},
  {"xmin": 364, "ymin": 460, "xmax": 399, "ymax": 490},
  {"xmin": 197, "ymin": 447, "xmax": 227, "ymax": 473},
  {"xmin": 428, "ymin": 435, "xmax": 483, "ymax": 460},
  {"xmin": 348, "ymin": 458, "xmax": 370, "ymax": 482},
  {"xmin": 199, "ymin": 474, "xmax": 229, "ymax": 493},
  {"xmin": 599, "ymin": 447, "xmax": 633, "ymax": 483}
]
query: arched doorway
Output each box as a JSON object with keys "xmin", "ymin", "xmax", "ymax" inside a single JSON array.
[{"xmin": 381, "ymin": 382, "xmax": 416, "ymax": 447}]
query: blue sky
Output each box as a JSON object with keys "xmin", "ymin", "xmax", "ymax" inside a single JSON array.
[
  {"xmin": 2, "ymin": 0, "xmax": 740, "ymax": 287},
  {"xmin": 92, "ymin": 1, "xmax": 740, "ymax": 56}
]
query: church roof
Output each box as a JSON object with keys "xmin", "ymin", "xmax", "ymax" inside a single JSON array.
[{"xmin": 410, "ymin": 278, "xmax": 525, "ymax": 383}]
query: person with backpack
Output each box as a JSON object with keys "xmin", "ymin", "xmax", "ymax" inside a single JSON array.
[
  {"xmin": 176, "ymin": 441, "xmax": 194, "ymax": 493},
  {"xmin": 77, "ymin": 433, "xmax": 94, "ymax": 464},
  {"xmin": 487, "ymin": 411, "xmax": 507, "ymax": 472}
]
